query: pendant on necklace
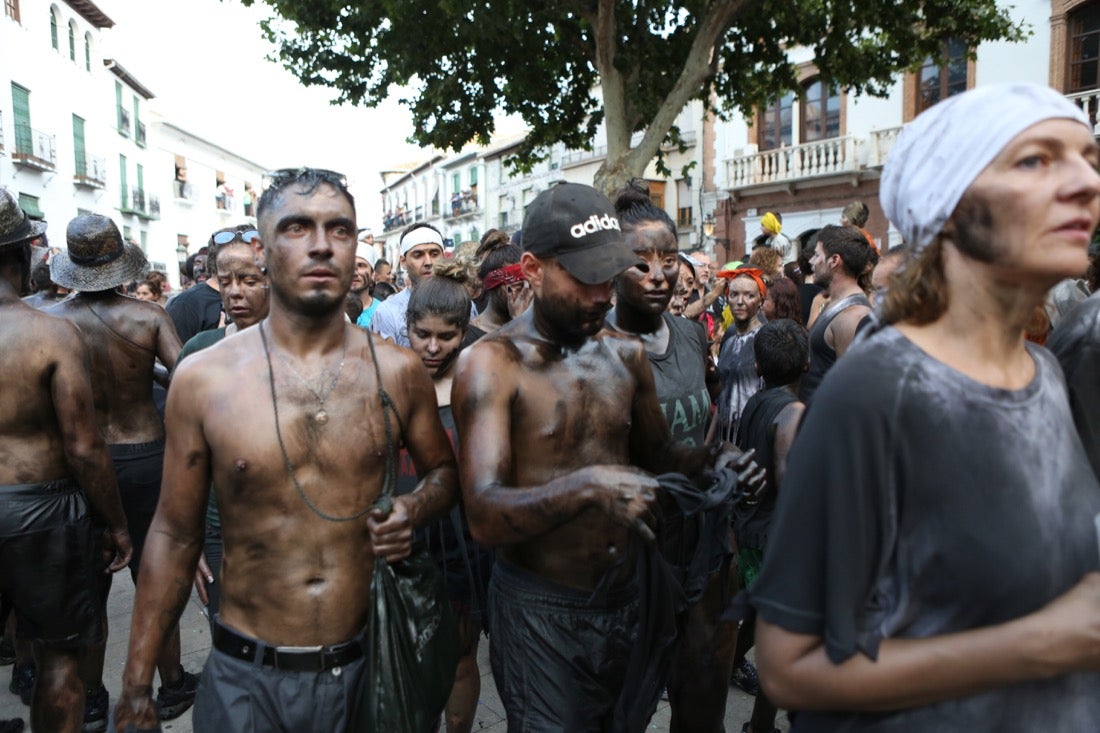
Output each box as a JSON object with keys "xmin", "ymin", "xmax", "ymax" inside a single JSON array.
[{"xmin": 315, "ymin": 410, "xmax": 329, "ymax": 425}]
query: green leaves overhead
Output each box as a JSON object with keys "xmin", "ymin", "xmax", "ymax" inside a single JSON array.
[{"xmin": 243, "ymin": 0, "xmax": 1027, "ymax": 184}]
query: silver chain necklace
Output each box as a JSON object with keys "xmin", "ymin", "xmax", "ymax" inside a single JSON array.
[{"xmin": 261, "ymin": 321, "xmax": 347, "ymax": 425}]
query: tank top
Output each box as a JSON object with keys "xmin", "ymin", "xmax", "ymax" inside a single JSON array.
[
  {"xmin": 647, "ymin": 314, "xmax": 712, "ymax": 446},
  {"xmin": 734, "ymin": 385, "xmax": 798, "ymax": 550},
  {"xmin": 799, "ymin": 292, "xmax": 870, "ymax": 403}
]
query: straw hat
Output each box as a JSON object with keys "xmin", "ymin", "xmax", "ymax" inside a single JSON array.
[
  {"xmin": 50, "ymin": 214, "xmax": 148, "ymax": 292},
  {"xmin": 0, "ymin": 187, "xmax": 47, "ymax": 249}
]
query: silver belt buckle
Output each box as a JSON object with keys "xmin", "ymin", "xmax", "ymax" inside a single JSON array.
[{"xmin": 272, "ymin": 644, "xmax": 324, "ymax": 671}]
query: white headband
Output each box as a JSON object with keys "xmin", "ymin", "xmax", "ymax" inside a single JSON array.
[
  {"xmin": 400, "ymin": 227, "xmax": 444, "ymax": 255},
  {"xmin": 880, "ymin": 82, "xmax": 1089, "ymax": 253}
]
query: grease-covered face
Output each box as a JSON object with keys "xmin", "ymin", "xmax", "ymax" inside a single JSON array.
[
  {"xmin": 948, "ymin": 118, "xmax": 1100, "ymax": 285},
  {"xmin": 728, "ymin": 275, "xmax": 762, "ymax": 327},
  {"xmin": 615, "ymin": 222, "xmax": 680, "ymax": 316},
  {"xmin": 409, "ymin": 313, "xmax": 464, "ymax": 376},
  {"xmin": 215, "ymin": 243, "xmax": 268, "ymax": 329}
]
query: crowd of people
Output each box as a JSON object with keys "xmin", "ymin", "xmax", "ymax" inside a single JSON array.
[{"xmin": 0, "ymin": 80, "xmax": 1099, "ymax": 733}]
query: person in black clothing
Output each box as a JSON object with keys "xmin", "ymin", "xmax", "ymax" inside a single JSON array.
[
  {"xmin": 606, "ymin": 181, "xmax": 733, "ymax": 733},
  {"xmin": 793, "ymin": 229, "xmax": 822, "ymax": 326},
  {"xmin": 798, "ymin": 226, "xmax": 873, "ymax": 403},
  {"xmin": 733, "ymin": 319, "xmax": 808, "ymax": 733}
]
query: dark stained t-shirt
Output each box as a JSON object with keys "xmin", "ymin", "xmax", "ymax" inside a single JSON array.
[
  {"xmin": 1047, "ymin": 291, "xmax": 1100, "ymax": 481},
  {"xmin": 749, "ymin": 326, "xmax": 1100, "ymax": 731},
  {"xmin": 166, "ymin": 282, "xmax": 223, "ymax": 346},
  {"xmin": 646, "ymin": 314, "xmax": 711, "ymax": 447}
]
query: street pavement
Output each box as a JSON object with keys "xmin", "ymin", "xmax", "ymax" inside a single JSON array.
[{"xmin": 0, "ymin": 578, "xmax": 789, "ymax": 732}]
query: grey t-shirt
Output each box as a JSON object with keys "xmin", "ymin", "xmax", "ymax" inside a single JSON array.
[
  {"xmin": 750, "ymin": 326, "xmax": 1100, "ymax": 731},
  {"xmin": 715, "ymin": 325, "xmax": 764, "ymax": 443}
]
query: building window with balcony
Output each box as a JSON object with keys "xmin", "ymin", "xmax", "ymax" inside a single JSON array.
[
  {"xmin": 916, "ymin": 38, "xmax": 969, "ymax": 113},
  {"xmin": 50, "ymin": 5, "xmax": 59, "ymax": 49},
  {"xmin": 1070, "ymin": 4, "xmax": 1100, "ymax": 92},
  {"xmin": 759, "ymin": 92, "xmax": 794, "ymax": 150},
  {"xmin": 68, "ymin": 19, "xmax": 76, "ymax": 61},
  {"xmin": 802, "ymin": 79, "xmax": 841, "ymax": 142}
]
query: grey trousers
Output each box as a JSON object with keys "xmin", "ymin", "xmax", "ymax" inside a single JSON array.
[{"xmin": 192, "ymin": 644, "xmax": 366, "ymax": 732}]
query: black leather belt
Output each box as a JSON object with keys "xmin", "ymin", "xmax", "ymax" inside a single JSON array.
[{"xmin": 211, "ymin": 621, "xmax": 364, "ymax": 672}]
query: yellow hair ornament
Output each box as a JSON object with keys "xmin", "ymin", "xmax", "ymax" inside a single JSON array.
[{"xmin": 761, "ymin": 212, "xmax": 781, "ymax": 236}]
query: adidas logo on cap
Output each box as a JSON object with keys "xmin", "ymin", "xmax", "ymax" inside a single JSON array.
[{"xmin": 570, "ymin": 214, "xmax": 621, "ymax": 239}]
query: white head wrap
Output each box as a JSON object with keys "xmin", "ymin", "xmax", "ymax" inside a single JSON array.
[
  {"xmin": 400, "ymin": 226, "xmax": 444, "ymax": 256},
  {"xmin": 880, "ymin": 82, "xmax": 1090, "ymax": 253},
  {"xmin": 355, "ymin": 240, "xmax": 376, "ymax": 263}
]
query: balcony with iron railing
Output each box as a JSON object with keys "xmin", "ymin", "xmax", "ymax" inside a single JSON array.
[
  {"xmin": 12, "ymin": 124, "xmax": 57, "ymax": 171},
  {"xmin": 118, "ymin": 107, "xmax": 131, "ymax": 138},
  {"xmin": 725, "ymin": 136, "xmax": 862, "ymax": 190},
  {"xmin": 136, "ymin": 121, "xmax": 146, "ymax": 148},
  {"xmin": 73, "ymin": 155, "xmax": 108, "ymax": 188},
  {"xmin": 146, "ymin": 194, "xmax": 160, "ymax": 220},
  {"xmin": 445, "ymin": 192, "xmax": 479, "ymax": 221}
]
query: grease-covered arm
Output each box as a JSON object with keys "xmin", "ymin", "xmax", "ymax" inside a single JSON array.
[
  {"xmin": 51, "ymin": 322, "xmax": 132, "ymax": 571},
  {"xmin": 113, "ymin": 359, "xmax": 210, "ymax": 731},
  {"xmin": 452, "ymin": 340, "xmax": 659, "ymax": 546},
  {"xmin": 367, "ymin": 343, "xmax": 458, "ymax": 560}
]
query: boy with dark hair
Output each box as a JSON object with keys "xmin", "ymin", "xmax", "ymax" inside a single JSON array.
[{"xmin": 734, "ymin": 318, "xmax": 808, "ymax": 733}]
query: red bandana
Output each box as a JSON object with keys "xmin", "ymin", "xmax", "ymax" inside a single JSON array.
[
  {"xmin": 482, "ymin": 263, "xmax": 526, "ymax": 291},
  {"xmin": 717, "ymin": 266, "xmax": 767, "ymax": 297}
]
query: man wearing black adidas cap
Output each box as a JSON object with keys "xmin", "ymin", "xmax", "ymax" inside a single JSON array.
[{"xmin": 453, "ymin": 182, "xmax": 760, "ymax": 732}]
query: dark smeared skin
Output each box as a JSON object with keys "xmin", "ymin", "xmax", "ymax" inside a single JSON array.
[
  {"xmin": 453, "ymin": 254, "xmax": 753, "ymax": 592},
  {"xmin": 114, "ymin": 183, "xmax": 458, "ymax": 731},
  {"xmin": 47, "ymin": 290, "xmax": 181, "ymax": 444},
  {"xmin": 0, "ymin": 255, "xmax": 132, "ymax": 733}
]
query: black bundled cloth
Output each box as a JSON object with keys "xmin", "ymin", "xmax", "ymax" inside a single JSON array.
[
  {"xmin": 358, "ymin": 496, "xmax": 460, "ymax": 733},
  {"xmin": 597, "ymin": 466, "xmax": 742, "ymax": 733}
]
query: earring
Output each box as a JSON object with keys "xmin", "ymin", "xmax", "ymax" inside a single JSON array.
[{"xmin": 260, "ymin": 266, "xmax": 267, "ymax": 275}]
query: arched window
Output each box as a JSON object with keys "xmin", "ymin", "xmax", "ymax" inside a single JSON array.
[
  {"xmin": 49, "ymin": 5, "xmax": 59, "ymax": 49},
  {"xmin": 84, "ymin": 32, "xmax": 92, "ymax": 71},
  {"xmin": 801, "ymin": 79, "xmax": 841, "ymax": 142},
  {"xmin": 916, "ymin": 38, "xmax": 968, "ymax": 112},
  {"xmin": 1070, "ymin": 3, "xmax": 1100, "ymax": 93},
  {"xmin": 68, "ymin": 19, "xmax": 77, "ymax": 61},
  {"xmin": 759, "ymin": 92, "xmax": 794, "ymax": 150}
]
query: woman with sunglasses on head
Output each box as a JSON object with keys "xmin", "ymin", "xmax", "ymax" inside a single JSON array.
[
  {"xmin": 748, "ymin": 83, "xmax": 1100, "ymax": 732},
  {"xmin": 166, "ymin": 226, "xmax": 259, "ymax": 345},
  {"xmin": 173, "ymin": 226, "xmax": 270, "ymax": 624},
  {"xmin": 399, "ymin": 260, "xmax": 493, "ymax": 733}
]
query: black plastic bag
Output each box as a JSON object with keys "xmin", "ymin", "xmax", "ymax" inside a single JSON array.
[{"xmin": 355, "ymin": 509, "xmax": 460, "ymax": 732}]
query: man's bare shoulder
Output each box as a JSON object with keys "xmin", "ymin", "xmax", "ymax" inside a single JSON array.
[
  {"xmin": 172, "ymin": 327, "xmax": 256, "ymax": 388},
  {"xmin": 5, "ymin": 301, "xmax": 83, "ymax": 347}
]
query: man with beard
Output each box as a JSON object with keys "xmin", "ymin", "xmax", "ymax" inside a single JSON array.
[
  {"xmin": 798, "ymin": 225, "xmax": 873, "ymax": 403},
  {"xmin": 370, "ymin": 224, "xmax": 447, "ymax": 347},
  {"xmin": 112, "ymin": 169, "xmax": 458, "ymax": 731},
  {"xmin": 453, "ymin": 182, "xmax": 760, "ymax": 732}
]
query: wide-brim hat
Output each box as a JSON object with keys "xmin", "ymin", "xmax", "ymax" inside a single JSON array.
[
  {"xmin": 522, "ymin": 182, "xmax": 641, "ymax": 285},
  {"xmin": 50, "ymin": 214, "xmax": 148, "ymax": 292},
  {"xmin": 0, "ymin": 188, "xmax": 47, "ymax": 248}
]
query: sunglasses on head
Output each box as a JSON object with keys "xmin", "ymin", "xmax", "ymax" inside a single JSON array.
[{"xmin": 212, "ymin": 229, "xmax": 259, "ymax": 246}]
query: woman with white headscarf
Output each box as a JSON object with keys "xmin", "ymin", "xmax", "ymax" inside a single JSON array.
[{"xmin": 745, "ymin": 82, "xmax": 1100, "ymax": 731}]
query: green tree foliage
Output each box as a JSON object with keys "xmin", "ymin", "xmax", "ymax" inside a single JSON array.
[{"xmin": 243, "ymin": 0, "xmax": 1027, "ymax": 194}]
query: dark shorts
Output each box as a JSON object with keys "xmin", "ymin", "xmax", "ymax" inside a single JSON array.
[
  {"xmin": 488, "ymin": 560, "xmax": 639, "ymax": 733},
  {"xmin": 109, "ymin": 440, "xmax": 165, "ymax": 583},
  {"xmin": 0, "ymin": 479, "xmax": 102, "ymax": 648},
  {"xmin": 192, "ymin": 620, "xmax": 367, "ymax": 732}
]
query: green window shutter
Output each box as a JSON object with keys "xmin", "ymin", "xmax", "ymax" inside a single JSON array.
[
  {"xmin": 68, "ymin": 21, "xmax": 75, "ymax": 61},
  {"xmin": 11, "ymin": 83, "xmax": 31, "ymax": 154},
  {"xmin": 115, "ymin": 81, "xmax": 123, "ymax": 130},
  {"xmin": 18, "ymin": 193, "xmax": 44, "ymax": 219},
  {"xmin": 469, "ymin": 167, "xmax": 478, "ymax": 187},
  {"xmin": 73, "ymin": 114, "xmax": 86, "ymax": 174},
  {"xmin": 119, "ymin": 154, "xmax": 128, "ymax": 208},
  {"xmin": 133, "ymin": 95, "xmax": 139, "ymax": 129},
  {"xmin": 452, "ymin": 173, "xmax": 459, "ymax": 192},
  {"xmin": 50, "ymin": 10, "xmax": 57, "ymax": 50},
  {"xmin": 85, "ymin": 34, "xmax": 90, "ymax": 71},
  {"xmin": 136, "ymin": 163, "xmax": 144, "ymax": 193}
]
